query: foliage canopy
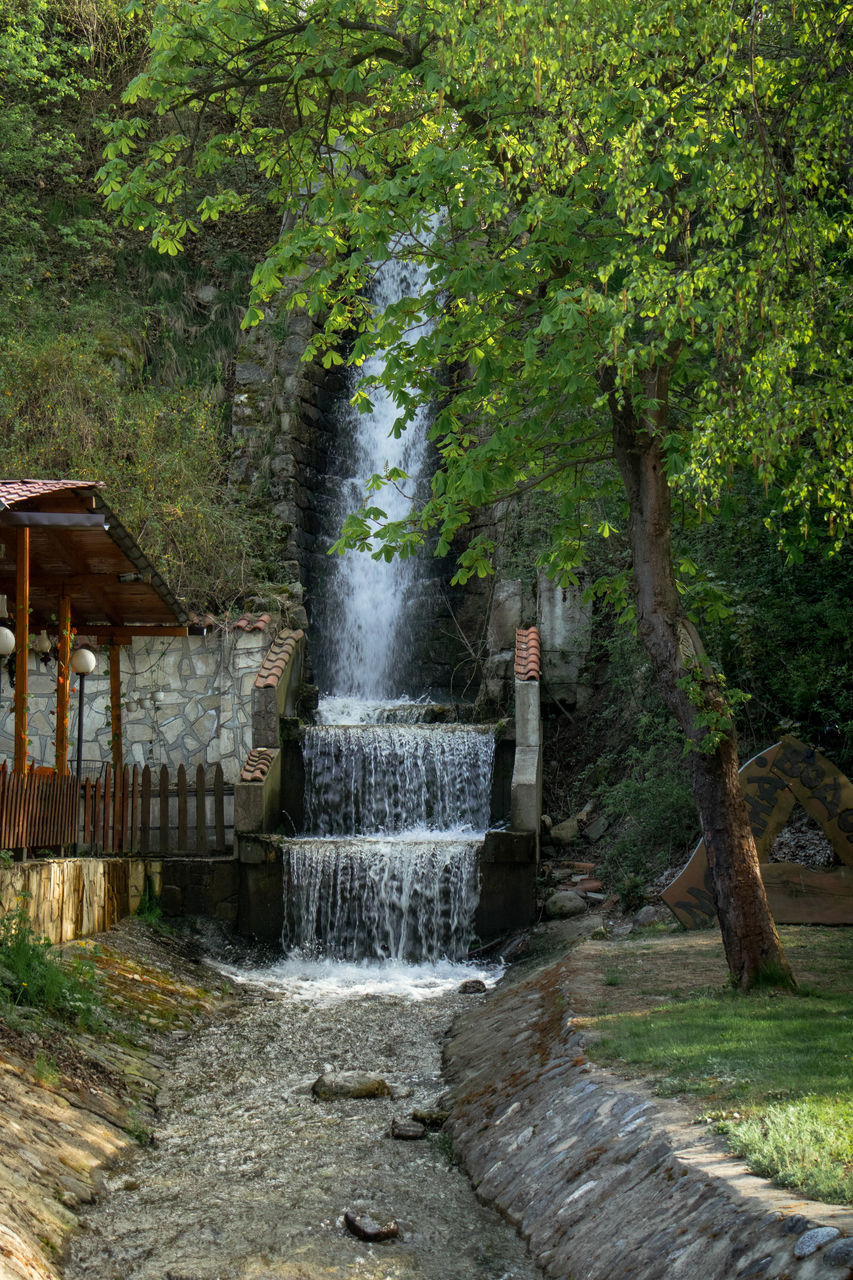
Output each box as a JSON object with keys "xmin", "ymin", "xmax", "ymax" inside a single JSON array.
[{"xmin": 101, "ymin": 0, "xmax": 853, "ymax": 579}]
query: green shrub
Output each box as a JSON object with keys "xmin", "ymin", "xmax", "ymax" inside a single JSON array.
[
  {"xmin": 0, "ymin": 317, "xmax": 271, "ymax": 611},
  {"xmin": 0, "ymin": 898, "xmax": 101, "ymax": 1029}
]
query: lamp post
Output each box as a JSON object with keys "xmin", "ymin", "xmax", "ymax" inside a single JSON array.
[
  {"xmin": 0, "ymin": 625, "xmax": 13, "ymax": 717},
  {"xmin": 70, "ymin": 648, "xmax": 97, "ymax": 782}
]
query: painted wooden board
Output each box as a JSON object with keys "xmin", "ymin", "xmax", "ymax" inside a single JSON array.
[{"xmin": 663, "ymin": 737, "xmax": 853, "ymax": 928}]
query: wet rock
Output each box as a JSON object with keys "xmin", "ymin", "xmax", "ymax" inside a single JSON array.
[
  {"xmin": 343, "ymin": 1209, "xmax": 400, "ymax": 1241},
  {"xmin": 793, "ymin": 1226, "xmax": 840, "ymax": 1257},
  {"xmin": 312, "ymin": 1071, "xmax": 391, "ymax": 1100},
  {"xmin": 411, "ymin": 1108, "xmax": 450, "ymax": 1130},
  {"xmin": 458, "ymin": 978, "xmax": 487, "ymax": 994},
  {"xmin": 391, "ymin": 1118, "xmax": 427, "ymax": 1140},
  {"xmin": 824, "ymin": 1239, "xmax": 853, "ymax": 1266},
  {"xmin": 544, "ymin": 890, "xmax": 585, "ymax": 919}
]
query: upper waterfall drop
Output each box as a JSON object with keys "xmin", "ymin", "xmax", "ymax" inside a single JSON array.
[{"xmin": 312, "ymin": 254, "xmax": 437, "ymax": 702}]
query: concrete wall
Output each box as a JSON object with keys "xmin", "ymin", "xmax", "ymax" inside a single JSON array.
[
  {"xmin": 0, "ymin": 855, "xmax": 240, "ymax": 945},
  {"xmin": 0, "ymin": 627, "xmax": 271, "ymax": 784}
]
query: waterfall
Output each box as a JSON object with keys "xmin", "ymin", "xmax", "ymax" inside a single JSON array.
[
  {"xmin": 311, "ymin": 256, "xmax": 437, "ymax": 700},
  {"xmin": 284, "ymin": 246, "xmax": 493, "ymax": 964},
  {"xmin": 282, "ymin": 837, "xmax": 480, "ymax": 963},
  {"xmin": 302, "ymin": 725, "xmax": 495, "ymax": 835}
]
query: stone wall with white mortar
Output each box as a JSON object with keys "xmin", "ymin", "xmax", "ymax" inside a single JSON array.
[{"xmin": 0, "ymin": 628, "xmax": 270, "ymax": 783}]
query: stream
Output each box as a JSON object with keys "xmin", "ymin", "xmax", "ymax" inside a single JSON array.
[{"xmin": 65, "ymin": 960, "xmax": 542, "ymax": 1280}]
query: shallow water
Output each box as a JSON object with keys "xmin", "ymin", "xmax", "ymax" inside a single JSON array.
[{"xmin": 65, "ymin": 963, "xmax": 542, "ymax": 1280}]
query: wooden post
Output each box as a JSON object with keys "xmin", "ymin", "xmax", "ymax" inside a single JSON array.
[
  {"xmin": 13, "ymin": 528, "xmax": 29, "ymax": 774},
  {"xmin": 195, "ymin": 763, "xmax": 207, "ymax": 853},
  {"xmin": 214, "ymin": 763, "xmax": 225, "ymax": 852},
  {"xmin": 109, "ymin": 642, "xmax": 123, "ymax": 773},
  {"xmin": 159, "ymin": 764, "xmax": 169, "ymax": 854},
  {"xmin": 177, "ymin": 764, "xmax": 187, "ymax": 851},
  {"xmin": 140, "ymin": 765, "xmax": 151, "ymax": 855},
  {"xmin": 55, "ymin": 595, "xmax": 71, "ymax": 774}
]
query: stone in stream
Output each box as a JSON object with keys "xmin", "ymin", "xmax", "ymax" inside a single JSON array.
[
  {"xmin": 312, "ymin": 1071, "xmax": 391, "ymax": 1100},
  {"xmin": 343, "ymin": 1209, "xmax": 400, "ymax": 1242},
  {"xmin": 391, "ymin": 1117, "xmax": 427, "ymax": 1140},
  {"xmin": 458, "ymin": 978, "xmax": 487, "ymax": 994},
  {"xmin": 411, "ymin": 1107, "xmax": 450, "ymax": 1130}
]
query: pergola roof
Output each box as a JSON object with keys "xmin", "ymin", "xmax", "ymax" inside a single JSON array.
[{"xmin": 0, "ymin": 479, "xmax": 189, "ymax": 634}]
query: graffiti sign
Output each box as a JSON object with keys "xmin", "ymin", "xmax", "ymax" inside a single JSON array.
[{"xmin": 663, "ymin": 737, "xmax": 853, "ymax": 929}]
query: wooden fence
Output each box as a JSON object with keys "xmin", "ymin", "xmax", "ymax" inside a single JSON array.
[
  {"xmin": 81, "ymin": 763, "xmax": 230, "ymax": 855},
  {"xmin": 0, "ymin": 762, "xmax": 232, "ymax": 856},
  {"xmin": 0, "ymin": 766, "xmax": 79, "ymax": 850}
]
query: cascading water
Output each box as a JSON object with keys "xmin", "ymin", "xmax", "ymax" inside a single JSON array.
[
  {"xmin": 311, "ymin": 256, "xmax": 438, "ymax": 701},
  {"xmin": 284, "ymin": 250, "xmax": 494, "ymax": 965}
]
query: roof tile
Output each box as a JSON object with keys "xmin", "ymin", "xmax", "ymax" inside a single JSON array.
[
  {"xmin": 239, "ymin": 747, "xmax": 278, "ymax": 783},
  {"xmin": 515, "ymin": 627, "xmax": 541, "ymax": 681},
  {"xmin": 254, "ymin": 628, "xmax": 304, "ymax": 689},
  {"xmin": 234, "ymin": 612, "xmax": 271, "ymax": 632},
  {"xmin": 0, "ymin": 479, "xmax": 104, "ymax": 509}
]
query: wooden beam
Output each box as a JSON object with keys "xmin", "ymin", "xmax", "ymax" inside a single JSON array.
[
  {"xmin": 0, "ymin": 513, "xmax": 106, "ymax": 529},
  {"xmin": 109, "ymin": 641, "xmax": 122, "ymax": 773},
  {"xmin": 55, "ymin": 595, "xmax": 71, "ymax": 774},
  {"xmin": 88, "ymin": 626, "xmax": 189, "ymax": 640},
  {"xmin": 13, "ymin": 529, "xmax": 29, "ymax": 774}
]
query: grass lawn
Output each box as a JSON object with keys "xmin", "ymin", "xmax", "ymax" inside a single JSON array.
[{"xmin": 570, "ymin": 925, "xmax": 853, "ymax": 1205}]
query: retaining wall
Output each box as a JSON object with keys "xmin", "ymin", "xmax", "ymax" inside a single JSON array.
[
  {"xmin": 445, "ymin": 953, "xmax": 853, "ymax": 1280},
  {"xmin": 0, "ymin": 856, "xmax": 239, "ymax": 945}
]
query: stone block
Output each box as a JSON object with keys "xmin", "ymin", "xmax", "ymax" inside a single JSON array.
[{"xmin": 487, "ymin": 579, "xmax": 523, "ymax": 653}]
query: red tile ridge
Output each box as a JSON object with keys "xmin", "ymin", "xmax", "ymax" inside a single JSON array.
[
  {"xmin": 514, "ymin": 627, "xmax": 541, "ymax": 681},
  {"xmin": 254, "ymin": 628, "xmax": 304, "ymax": 689},
  {"xmin": 240, "ymin": 747, "xmax": 278, "ymax": 783},
  {"xmin": 234, "ymin": 612, "xmax": 272, "ymax": 632},
  {"xmin": 0, "ymin": 478, "xmax": 104, "ymax": 509}
]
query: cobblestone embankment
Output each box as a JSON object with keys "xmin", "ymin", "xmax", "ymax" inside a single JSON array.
[{"xmin": 444, "ymin": 953, "xmax": 853, "ymax": 1280}]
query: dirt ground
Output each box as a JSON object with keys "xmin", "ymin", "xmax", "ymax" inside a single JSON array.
[{"xmin": 558, "ymin": 924, "xmax": 853, "ymax": 1018}]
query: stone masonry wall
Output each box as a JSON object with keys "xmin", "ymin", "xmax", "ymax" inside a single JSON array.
[
  {"xmin": 0, "ymin": 627, "xmax": 271, "ymax": 784},
  {"xmin": 229, "ymin": 299, "xmax": 340, "ymax": 607}
]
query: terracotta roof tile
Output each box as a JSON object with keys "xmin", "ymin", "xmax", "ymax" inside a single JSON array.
[
  {"xmin": 515, "ymin": 627, "xmax": 541, "ymax": 681},
  {"xmin": 0, "ymin": 479, "xmax": 104, "ymax": 509},
  {"xmin": 240, "ymin": 747, "xmax": 278, "ymax": 783},
  {"xmin": 187, "ymin": 611, "xmax": 274, "ymax": 633},
  {"xmin": 234, "ymin": 612, "xmax": 271, "ymax": 632},
  {"xmin": 254, "ymin": 628, "xmax": 304, "ymax": 689}
]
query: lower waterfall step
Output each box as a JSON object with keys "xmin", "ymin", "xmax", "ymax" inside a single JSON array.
[{"xmin": 282, "ymin": 836, "xmax": 481, "ymax": 963}]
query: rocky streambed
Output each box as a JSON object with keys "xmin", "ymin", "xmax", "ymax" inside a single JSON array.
[{"xmin": 63, "ymin": 949, "xmax": 541, "ymax": 1280}]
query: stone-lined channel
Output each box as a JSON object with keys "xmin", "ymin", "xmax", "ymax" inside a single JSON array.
[{"xmin": 65, "ymin": 969, "xmax": 542, "ymax": 1280}]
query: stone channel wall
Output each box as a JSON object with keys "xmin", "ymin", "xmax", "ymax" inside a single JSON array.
[
  {"xmin": 445, "ymin": 954, "xmax": 853, "ymax": 1280},
  {"xmin": 0, "ymin": 856, "xmax": 239, "ymax": 945},
  {"xmin": 0, "ymin": 626, "xmax": 271, "ymax": 784}
]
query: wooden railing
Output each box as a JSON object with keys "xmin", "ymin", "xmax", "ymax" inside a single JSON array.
[
  {"xmin": 0, "ymin": 762, "xmax": 232, "ymax": 856},
  {"xmin": 81, "ymin": 763, "xmax": 230, "ymax": 855}
]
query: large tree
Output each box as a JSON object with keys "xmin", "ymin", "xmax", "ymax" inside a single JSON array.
[{"xmin": 102, "ymin": 0, "xmax": 853, "ymax": 987}]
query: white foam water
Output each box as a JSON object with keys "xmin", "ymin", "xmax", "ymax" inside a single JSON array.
[{"xmin": 214, "ymin": 955, "xmax": 502, "ymax": 1004}]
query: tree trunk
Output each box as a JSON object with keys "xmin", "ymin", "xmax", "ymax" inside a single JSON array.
[{"xmin": 609, "ymin": 372, "xmax": 794, "ymax": 990}]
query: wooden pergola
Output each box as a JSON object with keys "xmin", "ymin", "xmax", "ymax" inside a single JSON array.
[{"xmin": 0, "ymin": 479, "xmax": 190, "ymax": 778}]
